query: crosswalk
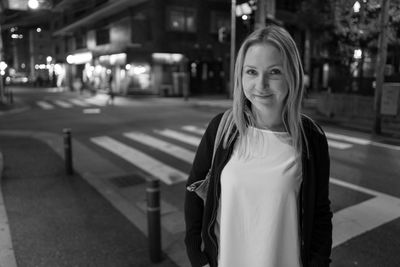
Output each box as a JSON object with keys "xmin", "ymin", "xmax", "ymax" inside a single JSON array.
[
  {"xmin": 90, "ymin": 124, "xmax": 399, "ymax": 186},
  {"xmin": 89, "ymin": 124, "xmax": 400, "ymax": 249},
  {"xmin": 35, "ymin": 97, "xmax": 108, "ymax": 110}
]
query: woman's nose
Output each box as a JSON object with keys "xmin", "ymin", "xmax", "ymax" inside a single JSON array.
[{"xmin": 256, "ymin": 75, "xmax": 269, "ymax": 90}]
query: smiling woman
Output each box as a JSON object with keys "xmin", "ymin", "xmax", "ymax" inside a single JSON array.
[
  {"xmin": 241, "ymin": 43, "xmax": 288, "ymax": 132},
  {"xmin": 185, "ymin": 25, "xmax": 332, "ymax": 267}
]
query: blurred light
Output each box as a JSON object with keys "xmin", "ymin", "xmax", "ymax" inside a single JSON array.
[
  {"xmin": 94, "ymin": 65, "xmax": 102, "ymax": 74},
  {"xmin": 66, "ymin": 52, "xmax": 92, "ymax": 64},
  {"xmin": 54, "ymin": 64, "xmax": 64, "ymax": 75},
  {"xmin": 236, "ymin": 5, "xmax": 243, "ymax": 16},
  {"xmin": 21, "ymin": 63, "xmax": 26, "ymax": 69},
  {"xmin": 46, "ymin": 56, "xmax": 52, "ymax": 63},
  {"xmin": 0, "ymin": 71, "xmax": 5, "ymax": 76},
  {"xmin": 0, "ymin": 61, "xmax": 7, "ymax": 71},
  {"xmin": 152, "ymin": 53, "xmax": 184, "ymax": 64},
  {"xmin": 28, "ymin": 0, "xmax": 39, "ymax": 9},
  {"xmin": 35, "ymin": 64, "xmax": 39, "ymax": 70},
  {"xmin": 10, "ymin": 27, "xmax": 17, "ymax": 33},
  {"xmin": 106, "ymin": 69, "xmax": 111, "ymax": 75},
  {"xmin": 353, "ymin": 1, "xmax": 361, "ymax": 13},
  {"xmin": 36, "ymin": 27, "xmax": 42, "ymax": 33},
  {"xmin": 125, "ymin": 64, "xmax": 131, "ymax": 70},
  {"xmin": 11, "ymin": 34, "xmax": 23, "ymax": 39},
  {"xmin": 242, "ymin": 15, "xmax": 248, "ymax": 20},
  {"xmin": 354, "ymin": 49, "xmax": 362, "ymax": 59},
  {"xmin": 133, "ymin": 66, "xmax": 147, "ymax": 75},
  {"xmin": 241, "ymin": 3, "xmax": 252, "ymax": 15}
]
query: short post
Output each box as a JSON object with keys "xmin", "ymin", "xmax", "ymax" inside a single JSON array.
[
  {"xmin": 63, "ymin": 128, "xmax": 73, "ymax": 175},
  {"xmin": 9, "ymin": 89, "xmax": 13, "ymax": 104},
  {"xmin": 147, "ymin": 179, "xmax": 161, "ymax": 263}
]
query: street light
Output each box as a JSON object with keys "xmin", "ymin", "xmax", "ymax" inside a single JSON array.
[
  {"xmin": 28, "ymin": 0, "xmax": 40, "ymax": 10},
  {"xmin": 353, "ymin": 1, "xmax": 361, "ymax": 13}
]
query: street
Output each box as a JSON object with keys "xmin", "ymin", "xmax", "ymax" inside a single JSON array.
[{"xmin": 1, "ymin": 86, "xmax": 400, "ymax": 267}]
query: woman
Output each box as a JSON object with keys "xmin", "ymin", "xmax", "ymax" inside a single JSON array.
[{"xmin": 184, "ymin": 25, "xmax": 332, "ymax": 267}]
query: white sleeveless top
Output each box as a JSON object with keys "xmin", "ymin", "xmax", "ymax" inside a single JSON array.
[{"xmin": 216, "ymin": 127, "xmax": 302, "ymax": 267}]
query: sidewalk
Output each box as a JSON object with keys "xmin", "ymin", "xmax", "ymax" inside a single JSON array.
[{"xmin": 0, "ymin": 134, "xmax": 179, "ymax": 267}]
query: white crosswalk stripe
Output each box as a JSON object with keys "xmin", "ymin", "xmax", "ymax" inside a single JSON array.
[
  {"xmin": 326, "ymin": 131, "xmax": 400, "ymax": 151},
  {"xmin": 330, "ymin": 177, "xmax": 400, "ymax": 248},
  {"xmin": 154, "ymin": 129, "xmax": 201, "ymax": 146},
  {"xmin": 69, "ymin": 99, "xmax": 90, "ymax": 107},
  {"xmin": 36, "ymin": 101, "xmax": 54, "ymax": 109},
  {"xmin": 91, "ymin": 136, "xmax": 187, "ymax": 185},
  {"xmin": 124, "ymin": 132, "xmax": 195, "ymax": 164},
  {"xmin": 181, "ymin": 125, "xmax": 206, "ymax": 135},
  {"xmin": 327, "ymin": 139, "xmax": 353, "ymax": 149},
  {"xmin": 89, "ymin": 125, "xmax": 400, "ymax": 249},
  {"xmin": 54, "ymin": 100, "xmax": 73, "ymax": 108}
]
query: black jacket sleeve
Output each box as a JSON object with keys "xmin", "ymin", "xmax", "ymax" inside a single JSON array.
[
  {"xmin": 184, "ymin": 113, "xmax": 223, "ymax": 267},
  {"xmin": 310, "ymin": 125, "xmax": 333, "ymax": 266}
]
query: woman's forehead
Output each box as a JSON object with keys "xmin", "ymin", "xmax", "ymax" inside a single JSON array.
[{"xmin": 243, "ymin": 43, "xmax": 283, "ymax": 67}]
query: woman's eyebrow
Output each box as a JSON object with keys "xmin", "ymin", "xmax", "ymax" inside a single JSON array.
[{"xmin": 243, "ymin": 64, "xmax": 282, "ymax": 68}]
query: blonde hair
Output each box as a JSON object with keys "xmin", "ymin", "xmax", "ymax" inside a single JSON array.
[{"xmin": 222, "ymin": 25, "xmax": 307, "ymax": 157}]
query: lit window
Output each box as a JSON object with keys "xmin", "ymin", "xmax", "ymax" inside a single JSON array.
[{"xmin": 167, "ymin": 7, "xmax": 196, "ymax": 32}]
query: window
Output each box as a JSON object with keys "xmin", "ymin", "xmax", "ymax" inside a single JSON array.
[
  {"xmin": 75, "ymin": 33, "xmax": 87, "ymax": 49},
  {"xmin": 210, "ymin": 11, "xmax": 230, "ymax": 33},
  {"xmin": 167, "ymin": 7, "xmax": 196, "ymax": 32},
  {"xmin": 96, "ymin": 28, "xmax": 110, "ymax": 45}
]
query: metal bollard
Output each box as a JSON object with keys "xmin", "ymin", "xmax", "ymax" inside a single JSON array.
[
  {"xmin": 63, "ymin": 128, "xmax": 73, "ymax": 175},
  {"xmin": 147, "ymin": 179, "xmax": 161, "ymax": 263}
]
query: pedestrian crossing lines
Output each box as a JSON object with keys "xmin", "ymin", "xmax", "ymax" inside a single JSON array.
[
  {"xmin": 35, "ymin": 97, "xmax": 106, "ymax": 110},
  {"xmin": 89, "ymin": 125, "xmax": 400, "ymax": 251},
  {"xmin": 90, "ymin": 125, "xmax": 394, "ymax": 186}
]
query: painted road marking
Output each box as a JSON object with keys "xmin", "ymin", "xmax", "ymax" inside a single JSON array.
[
  {"xmin": 54, "ymin": 100, "xmax": 73, "ymax": 108},
  {"xmin": 124, "ymin": 132, "xmax": 195, "ymax": 164},
  {"xmin": 154, "ymin": 129, "xmax": 201, "ymax": 147},
  {"xmin": 330, "ymin": 177, "xmax": 400, "ymax": 248},
  {"xmin": 69, "ymin": 99, "xmax": 90, "ymax": 107},
  {"xmin": 332, "ymin": 194, "xmax": 400, "ymax": 248},
  {"xmin": 327, "ymin": 140, "xmax": 353, "ymax": 150},
  {"xmin": 36, "ymin": 101, "xmax": 54, "ymax": 109},
  {"xmin": 90, "ymin": 129, "xmax": 399, "ymax": 250},
  {"xmin": 91, "ymin": 136, "xmax": 187, "ymax": 184},
  {"xmin": 83, "ymin": 108, "xmax": 101, "ymax": 114},
  {"xmin": 326, "ymin": 131, "xmax": 400, "ymax": 151},
  {"xmin": 84, "ymin": 95, "xmax": 108, "ymax": 106},
  {"xmin": 181, "ymin": 125, "xmax": 206, "ymax": 135}
]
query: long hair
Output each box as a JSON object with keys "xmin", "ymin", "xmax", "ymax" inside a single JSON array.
[{"xmin": 222, "ymin": 25, "xmax": 307, "ymax": 157}]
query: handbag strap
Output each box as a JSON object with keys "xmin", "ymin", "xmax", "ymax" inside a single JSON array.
[{"xmin": 210, "ymin": 110, "xmax": 231, "ymax": 164}]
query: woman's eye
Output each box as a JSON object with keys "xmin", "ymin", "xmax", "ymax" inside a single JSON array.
[
  {"xmin": 270, "ymin": 69, "xmax": 282, "ymax": 75},
  {"xmin": 245, "ymin": 69, "xmax": 257, "ymax": 75}
]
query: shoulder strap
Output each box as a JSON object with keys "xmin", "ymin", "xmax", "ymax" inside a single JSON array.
[{"xmin": 211, "ymin": 110, "xmax": 231, "ymax": 163}]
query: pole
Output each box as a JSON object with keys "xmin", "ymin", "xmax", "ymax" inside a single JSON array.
[
  {"xmin": 0, "ymin": 22, "xmax": 5, "ymax": 103},
  {"xmin": 373, "ymin": 0, "xmax": 390, "ymax": 134},
  {"xmin": 63, "ymin": 128, "xmax": 73, "ymax": 175},
  {"xmin": 229, "ymin": 0, "xmax": 236, "ymax": 99},
  {"xmin": 147, "ymin": 179, "xmax": 161, "ymax": 263}
]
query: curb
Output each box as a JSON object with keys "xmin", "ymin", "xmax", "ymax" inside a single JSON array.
[{"xmin": 0, "ymin": 152, "xmax": 18, "ymax": 267}]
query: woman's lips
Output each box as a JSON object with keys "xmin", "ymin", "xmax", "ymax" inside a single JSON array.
[{"xmin": 255, "ymin": 94, "xmax": 272, "ymax": 98}]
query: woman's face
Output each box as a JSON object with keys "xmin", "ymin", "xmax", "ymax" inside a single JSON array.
[{"xmin": 242, "ymin": 43, "xmax": 288, "ymax": 128}]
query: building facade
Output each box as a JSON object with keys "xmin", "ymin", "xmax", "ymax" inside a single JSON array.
[{"xmin": 52, "ymin": 0, "xmax": 231, "ymax": 96}]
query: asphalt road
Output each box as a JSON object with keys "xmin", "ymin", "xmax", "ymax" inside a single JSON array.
[{"xmin": 1, "ymin": 86, "xmax": 400, "ymax": 266}]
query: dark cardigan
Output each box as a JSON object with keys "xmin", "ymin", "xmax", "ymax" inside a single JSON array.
[{"xmin": 184, "ymin": 113, "xmax": 333, "ymax": 267}]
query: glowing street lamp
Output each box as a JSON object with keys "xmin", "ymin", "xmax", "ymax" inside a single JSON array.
[
  {"xmin": 353, "ymin": 1, "xmax": 361, "ymax": 13},
  {"xmin": 28, "ymin": 0, "xmax": 40, "ymax": 9}
]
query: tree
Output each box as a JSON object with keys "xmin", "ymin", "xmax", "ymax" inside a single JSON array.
[{"xmin": 331, "ymin": 0, "xmax": 400, "ymax": 93}]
